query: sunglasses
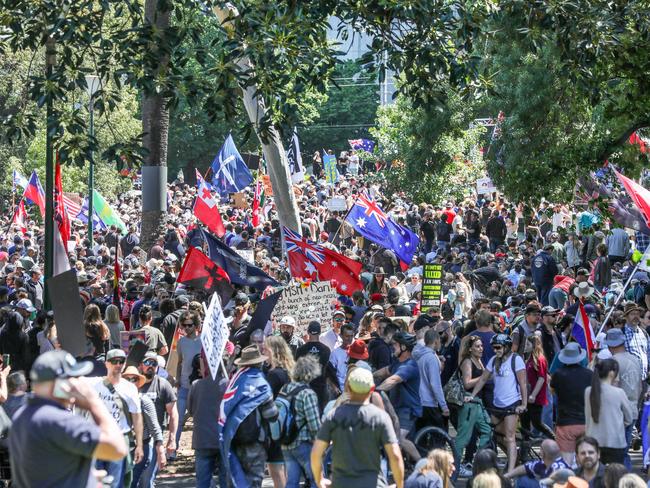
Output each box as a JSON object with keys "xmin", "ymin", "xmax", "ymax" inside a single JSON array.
[
  {"xmin": 108, "ymin": 358, "xmax": 126, "ymax": 365},
  {"xmin": 492, "ymin": 345, "xmax": 503, "ymax": 350},
  {"xmin": 142, "ymin": 359, "xmax": 157, "ymax": 367},
  {"xmin": 333, "ymin": 317, "xmax": 345, "ymax": 322},
  {"xmin": 124, "ymin": 376, "xmax": 139, "ymax": 384},
  {"xmin": 181, "ymin": 323, "xmax": 195, "ymax": 328}
]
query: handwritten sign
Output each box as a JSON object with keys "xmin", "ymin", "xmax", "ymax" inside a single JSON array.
[
  {"xmin": 421, "ymin": 263, "xmax": 443, "ymax": 311},
  {"xmin": 233, "ymin": 192, "xmax": 249, "ymax": 209},
  {"xmin": 273, "ymin": 281, "xmax": 337, "ymax": 336},
  {"xmin": 201, "ymin": 292, "xmax": 230, "ymax": 380},
  {"xmin": 261, "ymin": 175, "xmax": 274, "ymax": 196},
  {"xmin": 326, "ymin": 197, "xmax": 347, "ymax": 212}
]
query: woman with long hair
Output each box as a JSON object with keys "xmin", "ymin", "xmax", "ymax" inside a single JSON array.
[
  {"xmin": 585, "ymin": 358, "xmax": 634, "ymax": 464},
  {"xmin": 104, "ymin": 304, "xmax": 125, "ymax": 349},
  {"xmin": 263, "ymin": 335, "xmax": 295, "ymax": 488},
  {"xmin": 467, "ymin": 449, "xmax": 511, "ymax": 488},
  {"xmin": 84, "ymin": 303, "xmax": 110, "ymax": 355},
  {"xmin": 520, "ymin": 334, "xmax": 554, "ymax": 439},
  {"xmin": 429, "ymin": 449, "xmax": 455, "ymax": 488},
  {"xmin": 466, "ymin": 334, "xmax": 527, "ymax": 473},
  {"xmin": 454, "ymin": 335, "xmax": 492, "ymax": 472}
]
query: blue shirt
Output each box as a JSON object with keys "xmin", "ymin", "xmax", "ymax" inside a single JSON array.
[
  {"xmin": 390, "ymin": 358, "xmax": 422, "ymax": 417},
  {"xmin": 524, "ymin": 456, "xmax": 570, "ymax": 479}
]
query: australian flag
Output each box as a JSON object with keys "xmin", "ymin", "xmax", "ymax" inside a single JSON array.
[
  {"xmin": 348, "ymin": 138, "xmax": 376, "ymax": 153},
  {"xmin": 202, "ymin": 229, "xmax": 278, "ymax": 289},
  {"xmin": 210, "ymin": 134, "xmax": 253, "ymax": 196},
  {"xmin": 218, "ymin": 367, "xmax": 273, "ymax": 488},
  {"xmin": 346, "ymin": 192, "xmax": 419, "ymax": 265}
]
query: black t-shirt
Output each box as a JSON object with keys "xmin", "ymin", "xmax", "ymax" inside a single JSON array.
[
  {"xmin": 296, "ymin": 341, "xmax": 331, "ymax": 411},
  {"xmin": 550, "ymin": 364, "xmax": 593, "ymax": 426},
  {"xmin": 266, "ymin": 367, "xmax": 290, "ymax": 398},
  {"xmin": 421, "ymin": 221, "xmax": 436, "ymax": 241},
  {"xmin": 141, "ymin": 375, "xmax": 177, "ymax": 428}
]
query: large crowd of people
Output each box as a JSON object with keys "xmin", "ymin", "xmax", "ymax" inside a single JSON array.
[{"xmin": 1, "ymin": 155, "xmax": 650, "ymax": 488}]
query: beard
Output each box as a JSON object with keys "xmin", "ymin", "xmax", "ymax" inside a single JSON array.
[{"xmin": 143, "ymin": 370, "xmax": 155, "ymax": 380}]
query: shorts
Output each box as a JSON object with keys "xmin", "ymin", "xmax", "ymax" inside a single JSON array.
[
  {"xmin": 266, "ymin": 439, "xmax": 284, "ymax": 464},
  {"xmin": 555, "ymin": 424, "xmax": 585, "ymax": 453},
  {"xmin": 488, "ymin": 400, "xmax": 521, "ymax": 420},
  {"xmin": 397, "ymin": 408, "xmax": 417, "ymax": 435}
]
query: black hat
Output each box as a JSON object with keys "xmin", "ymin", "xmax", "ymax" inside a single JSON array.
[
  {"xmin": 307, "ymin": 321, "xmax": 322, "ymax": 335},
  {"xmin": 30, "ymin": 350, "xmax": 94, "ymax": 383},
  {"xmin": 234, "ymin": 292, "xmax": 250, "ymax": 306},
  {"xmin": 413, "ymin": 315, "xmax": 434, "ymax": 332}
]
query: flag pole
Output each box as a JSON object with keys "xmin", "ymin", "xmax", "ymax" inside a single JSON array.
[{"xmin": 596, "ymin": 261, "xmax": 640, "ymax": 338}]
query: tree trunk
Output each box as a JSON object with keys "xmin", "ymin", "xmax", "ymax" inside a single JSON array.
[
  {"xmin": 140, "ymin": 0, "xmax": 171, "ymax": 251},
  {"xmin": 213, "ymin": 6, "xmax": 301, "ymax": 234}
]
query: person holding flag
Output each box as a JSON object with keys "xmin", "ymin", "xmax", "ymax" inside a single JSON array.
[{"xmin": 621, "ymin": 302, "xmax": 649, "ymax": 381}]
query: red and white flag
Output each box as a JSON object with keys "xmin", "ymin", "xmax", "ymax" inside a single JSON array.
[
  {"xmin": 12, "ymin": 199, "xmax": 28, "ymax": 234},
  {"xmin": 53, "ymin": 160, "xmax": 71, "ymax": 275},
  {"xmin": 613, "ymin": 168, "xmax": 650, "ymax": 227},
  {"xmin": 252, "ymin": 178, "xmax": 262, "ymax": 227},
  {"xmin": 194, "ymin": 170, "xmax": 225, "ymax": 237}
]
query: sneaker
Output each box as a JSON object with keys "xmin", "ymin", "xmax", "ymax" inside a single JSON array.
[{"xmin": 457, "ymin": 465, "xmax": 473, "ymax": 478}]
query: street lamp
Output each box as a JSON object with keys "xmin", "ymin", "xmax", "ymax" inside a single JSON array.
[{"xmin": 85, "ymin": 75, "xmax": 100, "ymax": 246}]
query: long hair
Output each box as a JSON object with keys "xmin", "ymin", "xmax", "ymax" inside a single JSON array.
[
  {"xmin": 264, "ymin": 336, "xmax": 295, "ymax": 373},
  {"xmin": 424, "ymin": 449, "xmax": 454, "ymax": 488},
  {"xmin": 104, "ymin": 304, "xmax": 120, "ymax": 324},
  {"xmin": 472, "ymin": 471, "xmax": 501, "ymax": 488},
  {"xmin": 84, "ymin": 303, "xmax": 102, "ymax": 323},
  {"xmin": 459, "ymin": 335, "xmax": 482, "ymax": 366},
  {"xmin": 590, "ymin": 358, "xmax": 619, "ymax": 423},
  {"xmin": 527, "ymin": 334, "xmax": 545, "ymax": 371}
]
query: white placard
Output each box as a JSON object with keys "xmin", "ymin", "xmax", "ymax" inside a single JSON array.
[
  {"xmin": 273, "ymin": 281, "xmax": 337, "ymax": 336},
  {"xmin": 476, "ymin": 177, "xmax": 497, "ymax": 195},
  {"xmin": 200, "ymin": 293, "xmax": 229, "ymax": 380},
  {"xmin": 326, "ymin": 197, "xmax": 347, "ymax": 212}
]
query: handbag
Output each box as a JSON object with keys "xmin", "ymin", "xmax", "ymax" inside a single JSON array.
[{"xmin": 443, "ymin": 369, "xmax": 465, "ymax": 407}]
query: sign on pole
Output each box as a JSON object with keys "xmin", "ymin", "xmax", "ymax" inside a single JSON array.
[
  {"xmin": 323, "ymin": 154, "xmax": 337, "ymax": 185},
  {"xmin": 476, "ymin": 177, "xmax": 497, "ymax": 195},
  {"xmin": 201, "ymin": 293, "xmax": 230, "ymax": 380},
  {"xmin": 421, "ymin": 263, "xmax": 443, "ymax": 311},
  {"xmin": 273, "ymin": 281, "xmax": 337, "ymax": 336}
]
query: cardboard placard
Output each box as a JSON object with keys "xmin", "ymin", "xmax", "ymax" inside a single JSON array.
[
  {"xmin": 273, "ymin": 281, "xmax": 337, "ymax": 336},
  {"xmin": 261, "ymin": 175, "xmax": 273, "ymax": 196},
  {"xmin": 233, "ymin": 192, "xmax": 249, "ymax": 209},
  {"xmin": 200, "ymin": 293, "xmax": 230, "ymax": 380},
  {"xmin": 120, "ymin": 330, "xmax": 147, "ymax": 353},
  {"xmin": 47, "ymin": 270, "xmax": 86, "ymax": 357},
  {"xmin": 126, "ymin": 341, "xmax": 148, "ymax": 367},
  {"xmin": 421, "ymin": 263, "xmax": 443, "ymax": 311},
  {"xmin": 235, "ymin": 249, "xmax": 255, "ymax": 264}
]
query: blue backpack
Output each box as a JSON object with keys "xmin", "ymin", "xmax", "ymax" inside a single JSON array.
[{"xmin": 270, "ymin": 384, "xmax": 309, "ymax": 445}]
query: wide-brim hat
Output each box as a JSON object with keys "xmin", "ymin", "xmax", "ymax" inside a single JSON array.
[
  {"xmin": 623, "ymin": 302, "xmax": 644, "ymax": 317},
  {"xmin": 558, "ymin": 342, "xmax": 586, "ymax": 365},
  {"xmin": 234, "ymin": 345, "xmax": 268, "ymax": 367},
  {"xmin": 122, "ymin": 366, "xmax": 146, "ymax": 389},
  {"xmin": 374, "ymin": 266, "xmax": 386, "ymax": 275},
  {"xmin": 573, "ymin": 282, "xmax": 594, "ymax": 298}
]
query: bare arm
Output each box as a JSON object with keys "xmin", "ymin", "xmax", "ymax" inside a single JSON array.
[
  {"xmin": 373, "ymin": 365, "xmax": 391, "ymax": 382},
  {"xmin": 165, "ymin": 401, "xmax": 179, "ymax": 454},
  {"xmin": 517, "ymin": 369, "xmax": 528, "ymax": 409},
  {"xmin": 0, "ymin": 366, "xmax": 11, "ymax": 403},
  {"xmin": 385, "ymin": 442, "xmax": 404, "ymax": 488},
  {"xmin": 505, "ymin": 464, "xmax": 527, "ymax": 479},
  {"xmin": 310, "ymin": 439, "xmax": 329, "ymax": 487},
  {"xmin": 460, "ymin": 359, "xmax": 480, "ymax": 390},
  {"xmin": 159, "ymin": 345, "xmax": 169, "ymax": 356},
  {"xmin": 529, "ymin": 376, "xmax": 544, "ymax": 401},
  {"xmin": 376, "ymin": 374, "xmax": 403, "ymax": 392},
  {"xmin": 132, "ymin": 412, "xmax": 144, "ymax": 464}
]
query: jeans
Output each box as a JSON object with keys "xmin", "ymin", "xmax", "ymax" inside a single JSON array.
[
  {"xmin": 541, "ymin": 390, "xmax": 554, "ymax": 430},
  {"xmin": 624, "ymin": 424, "xmax": 633, "ymax": 470},
  {"xmin": 195, "ymin": 448, "xmax": 226, "ymax": 488},
  {"xmin": 284, "ymin": 442, "xmax": 317, "ymax": 488},
  {"xmin": 537, "ymin": 286, "xmax": 551, "ymax": 306},
  {"xmin": 96, "ymin": 458, "xmax": 125, "ymax": 488},
  {"xmin": 516, "ymin": 477, "xmax": 540, "ymax": 488},
  {"xmin": 131, "ymin": 439, "xmax": 153, "ymax": 488},
  {"xmin": 489, "ymin": 239, "xmax": 504, "ymax": 253},
  {"xmin": 175, "ymin": 386, "xmax": 189, "ymax": 446},
  {"xmin": 548, "ymin": 288, "xmax": 567, "ymax": 310}
]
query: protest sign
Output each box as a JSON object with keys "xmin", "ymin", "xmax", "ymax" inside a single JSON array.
[
  {"xmin": 326, "ymin": 197, "xmax": 347, "ymax": 212},
  {"xmin": 261, "ymin": 175, "xmax": 274, "ymax": 196},
  {"xmin": 233, "ymin": 192, "xmax": 249, "ymax": 209},
  {"xmin": 47, "ymin": 270, "xmax": 86, "ymax": 357},
  {"xmin": 201, "ymin": 292, "xmax": 230, "ymax": 380},
  {"xmin": 273, "ymin": 281, "xmax": 337, "ymax": 336},
  {"xmin": 476, "ymin": 177, "xmax": 497, "ymax": 195},
  {"xmin": 421, "ymin": 263, "xmax": 443, "ymax": 311},
  {"xmin": 235, "ymin": 249, "xmax": 255, "ymax": 264},
  {"xmin": 323, "ymin": 154, "xmax": 338, "ymax": 184}
]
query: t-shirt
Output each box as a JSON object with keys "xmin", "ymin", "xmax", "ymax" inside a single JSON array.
[
  {"xmin": 141, "ymin": 325, "xmax": 167, "ymax": 353},
  {"xmin": 526, "ymin": 356, "xmax": 548, "ymax": 406},
  {"xmin": 524, "ymin": 456, "xmax": 570, "ymax": 479},
  {"xmin": 389, "ymin": 358, "xmax": 422, "ymax": 417},
  {"xmin": 89, "ymin": 377, "xmax": 142, "ymax": 433},
  {"xmin": 486, "ymin": 354, "xmax": 525, "ymax": 408},
  {"xmin": 9, "ymin": 396, "xmax": 100, "ymax": 488},
  {"xmin": 550, "ymin": 364, "xmax": 593, "ymax": 426},
  {"xmin": 140, "ymin": 375, "xmax": 176, "ymax": 428},
  {"xmin": 177, "ymin": 335, "xmax": 203, "ymax": 388},
  {"xmin": 317, "ymin": 402, "xmax": 398, "ymax": 488}
]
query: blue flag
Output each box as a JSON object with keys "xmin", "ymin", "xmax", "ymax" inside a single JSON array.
[
  {"xmin": 346, "ymin": 192, "xmax": 419, "ymax": 264},
  {"xmin": 210, "ymin": 134, "xmax": 253, "ymax": 195},
  {"xmin": 202, "ymin": 230, "xmax": 278, "ymax": 289},
  {"xmin": 218, "ymin": 367, "xmax": 273, "ymax": 488},
  {"xmin": 76, "ymin": 197, "xmax": 108, "ymax": 231}
]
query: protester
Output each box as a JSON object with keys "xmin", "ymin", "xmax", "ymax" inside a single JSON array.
[{"xmin": 574, "ymin": 436, "xmax": 606, "ymax": 487}]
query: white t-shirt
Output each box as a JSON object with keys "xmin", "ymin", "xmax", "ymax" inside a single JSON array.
[
  {"xmin": 486, "ymin": 354, "xmax": 525, "ymax": 408},
  {"xmin": 89, "ymin": 377, "xmax": 141, "ymax": 433}
]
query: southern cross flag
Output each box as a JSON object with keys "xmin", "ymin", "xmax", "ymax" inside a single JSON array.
[
  {"xmin": 12, "ymin": 170, "xmax": 28, "ymax": 193},
  {"xmin": 286, "ymin": 128, "xmax": 305, "ymax": 184},
  {"xmin": 194, "ymin": 170, "xmax": 225, "ymax": 237},
  {"xmin": 283, "ymin": 226, "xmax": 363, "ymax": 296},
  {"xmin": 202, "ymin": 229, "xmax": 278, "ymax": 289},
  {"xmin": 348, "ymin": 138, "xmax": 376, "ymax": 153},
  {"xmin": 572, "ymin": 302, "xmax": 595, "ymax": 361},
  {"xmin": 218, "ymin": 367, "xmax": 273, "ymax": 488},
  {"xmin": 23, "ymin": 170, "xmax": 45, "ymax": 217},
  {"xmin": 77, "ymin": 198, "xmax": 108, "ymax": 231},
  {"xmin": 210, "ymin": 134, "xmax": 253, "ymax": 195},
  {"xmin": 346, "ymin": 192, "xmax": 419, "ymax": 265}
]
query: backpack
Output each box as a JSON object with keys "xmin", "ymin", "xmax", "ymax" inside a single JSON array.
[
  {"xmin": 234, "ymin": 408, "xmax": 263, "ymax": 444},
  {"xmin": 270, "ymin": 384, "xmax": 309, "ymax": 445}
]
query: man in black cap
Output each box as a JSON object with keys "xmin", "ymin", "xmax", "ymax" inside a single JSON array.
[
  {"xmin": 296, "ymin": 321, "xmax": 333, "ymax": 411},
  {"xmin": 9, "ymin": 350, "xmax": 127, "ymax": 487},
  {"xmin": 228, "ymin": 292, "xmax": 252, "ymax": 346}
]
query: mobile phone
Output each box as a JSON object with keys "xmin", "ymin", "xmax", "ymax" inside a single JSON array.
[
  {"xmin": 52, "ymin": 379, "xmax": 71, "ymax": 400},
  {"xmin": 2, "ymin": 355, "xmax": 10, "ymax": 367}
]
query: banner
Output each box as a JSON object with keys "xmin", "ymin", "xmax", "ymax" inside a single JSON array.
[
  {"xmin": 235, "ymin": 249, "xmax": 255, "ymax": 264},
  {"xmin": 421, "ymin": 263, "xmax": 443, "ymax": 311},
  {"xmin": 323, "ymin": 153, "xmax": 337, "ymax": 184},
  {"xmin": 201, "ymin": 292, "xmax": 230, "ymax": 380},
  {"xmin": 273, "ymin": 281, "xmax": 337, "ymax": 336},
  {"xmin": 476, "ymin": 177, "xmax": 497, "ymax": 195},
  {"xmin": 326, "ymin": 197, "xmax": 347, "ymax": 212}
]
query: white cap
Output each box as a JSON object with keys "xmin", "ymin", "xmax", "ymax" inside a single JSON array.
[{"xmin": 279, "ymin": 316, "xmax": 296, "ymax": 327}]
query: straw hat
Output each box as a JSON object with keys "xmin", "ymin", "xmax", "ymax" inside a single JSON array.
[{"xmin": 122, "ymin": 366, "xmax": 146, "ymax": 389}]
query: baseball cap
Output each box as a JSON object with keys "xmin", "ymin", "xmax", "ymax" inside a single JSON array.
[
  {"xmin": 413, "ymin": 315, "xmax": 434, "ymax": 332},
  {"xmin": 106, "ymin": 349, "xmax": 127, "ymax": 361},
  {"xmin": 143, "ymin": 351, "xmax": 158, "ymax": 361},
  {"xmin": 279, "ymin": 316, "xmax": 296, "ymax": 327},
  {"xmin": 332, "ymin": 309, "xmax": 346, "ymax": 318},
  {"xmin": 541, "ymin": 306, "xmax": 559, "ymax": 316},
  {"xmin": 30, "ymin": 350, "xmax": 94, "ymax": 383},
  {"xmin": 15, "ymin": 298, "xmax": 36, "ymax": 313},
  {"xmin": 347, "ymin": 367, "xmax": 374, "ymax": 394},
  {"xmin": 307, "ymin": 321, "xmax": 321, "ymax": 335}
]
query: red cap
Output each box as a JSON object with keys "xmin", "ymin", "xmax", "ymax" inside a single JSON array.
[
  {"xmin": 370, "ymin": 293, "xmax": 384, "ymax": 302},
  {"xmin": 347, "ymin": 339, "xmax": 369, "ymax": 360}
]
